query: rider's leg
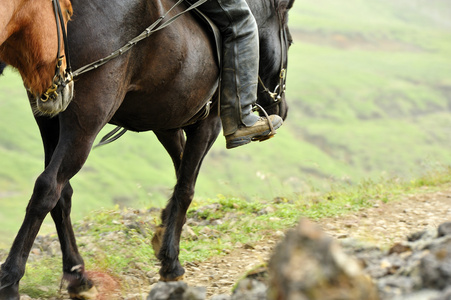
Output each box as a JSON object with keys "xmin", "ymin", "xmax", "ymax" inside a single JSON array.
[{"xmin": 197, "ymin": 0, "xmax": 283, "ymax": 149}]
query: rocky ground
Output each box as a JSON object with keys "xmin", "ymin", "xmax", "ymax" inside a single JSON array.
[
  {"xmin": 185, "ymin": 187, "xmax": 451, "ymax": 299},
  {"xmin": 8, "ymin": 186, "xmax": 451, "ymax": 299}
]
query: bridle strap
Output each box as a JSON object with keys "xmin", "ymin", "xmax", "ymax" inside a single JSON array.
[
  {"xmin": 51, "ymin": 0, "xmax": 71, "ymax": 77},
  {"xmin": 55, "ymin": 0, "xmax": 72, "ymax": 74},
  {"xmin": 41, "ymin": 0, "xmax": 72, "ymax": 102},
  {"xmin": 257, "ymin": 8, "xmax": 287, "ymax": 106}
]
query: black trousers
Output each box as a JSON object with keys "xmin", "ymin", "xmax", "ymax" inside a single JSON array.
[{"xmin": 195, "ymin": 0, "xmax": 260, "ymax": 135}]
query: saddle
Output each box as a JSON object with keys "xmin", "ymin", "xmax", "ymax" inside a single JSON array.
[{"xmin": 180, "ymin": 8, "xmax": 222, "ymax": 127}]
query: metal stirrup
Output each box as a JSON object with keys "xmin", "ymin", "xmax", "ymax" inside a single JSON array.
[{"xmin": 253, "ymin": 103, "xmax": 276, "ymax": 138}]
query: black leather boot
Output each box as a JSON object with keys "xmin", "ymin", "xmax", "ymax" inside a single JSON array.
[{"xmin": 197, "ymin": 0, "xmax": 283, "ymax": 149}]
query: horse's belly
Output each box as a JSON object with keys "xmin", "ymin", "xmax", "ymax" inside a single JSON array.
[{"xmin": 110, "ymin": 89, "xmax": 215, "ymax": 131}]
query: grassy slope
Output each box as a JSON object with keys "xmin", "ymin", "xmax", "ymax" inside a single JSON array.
[
  {"xmin": 284, "ymin": 0, "xmax": 451, "ymax": 181},
  {"xmin": 1, "ymin": 0, "xmax": 451, "ymax": 246}
]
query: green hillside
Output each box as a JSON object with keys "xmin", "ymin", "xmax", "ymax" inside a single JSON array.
[{"xmin": 1, "ymin": 0, "xmax": 451, "ymax": 246}]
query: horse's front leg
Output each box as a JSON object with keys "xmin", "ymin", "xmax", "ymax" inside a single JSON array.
[
  {"xmin": 34, "ymin": 113, "xmax": 97, "ymax": 299},
  {"xmin": 0, "ymin": 106, "xmax": 108, "ymax": 300},
  {"xmin": 51, "ymin": 183, "xmax": 97, "ymax": 299},
  {"xmin": 0, "ymin": 163, "xmax": 78, "ymax": 300},
  {"xmin": 153, "ymin": 112, "xmax": 222, "ymax": 281}
]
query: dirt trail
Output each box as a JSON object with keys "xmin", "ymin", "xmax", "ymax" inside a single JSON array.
[{"xmin": 181, "ymin": 186, "xmax": 451, "ymax": 298}]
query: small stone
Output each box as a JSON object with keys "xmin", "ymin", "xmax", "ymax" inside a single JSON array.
[
  {"xmin": 182, "ymin": 225, "xmax": 198, "ymax": 240},
  {"xmin": 243, "ymin": 243, "xmax": 255, "ymax": 250},
  {"xmin": 438, "ymin": 222, "xmax": 451, "ymax": 237},
  {"xmin": 31, "ymin": 248, "xmax": 41, "ymax": 256},
  {"xmin": 274, "ymin": 231, "xmax": 285, "ymax": 238},
  {"xmin": 211, "ymin": 219, "xmax": 223, "ymax": 226},
  {"xmin": 388, "ymin": 243, "xmax": 411, "ymax": 255}
]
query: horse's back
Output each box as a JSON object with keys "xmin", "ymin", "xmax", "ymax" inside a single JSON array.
[{"xmin": 69, "ymin": 0, "xmax": 219, "ymax": 131}]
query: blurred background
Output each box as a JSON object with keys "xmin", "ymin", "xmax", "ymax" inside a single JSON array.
[{"xmin": 1, "ymin": 0, "xmax": 450, "ymax": 246}]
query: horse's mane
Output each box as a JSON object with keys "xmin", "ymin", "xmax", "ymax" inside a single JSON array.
[{"xmin": 0, "ymin": 61, "xmax": 6, "ymax": 76}]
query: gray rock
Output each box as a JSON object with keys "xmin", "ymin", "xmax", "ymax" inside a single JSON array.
[
  {"xmin": 432, "ymin": 286, "xmax": 451, "ymax": 300},
  {"xmin": 438, "ymin": 222, "xmax": 451, "ymax": 237},
  {"xmin": 147, "ymin": 281, "xmax": 206, "ymax": 300},
  {"xmin": 391, "ymin": 289, "xmax": 442, "ymax": 300},
  {"xmin": 268, "ymin": 218, "xmax": 379, "ymax": 300},
  {"xmin": 231, "ymin": 278, "xmax": 267, "ymax": 300},
  {"xmin": 210, "ymin": 295, "xmax": 230, "ymax": 300},
  {"xmin": 352, "ymin": 222, "xmax": 451, "ymax": 299},
  {"xmin": 420, "ymin": 239, "xmax": 451, "ymax": 290}
]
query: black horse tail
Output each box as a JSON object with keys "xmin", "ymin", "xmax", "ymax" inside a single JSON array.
[{"xmin": 0, "ymin": 61, "xmax": 6, "ymax": 76}]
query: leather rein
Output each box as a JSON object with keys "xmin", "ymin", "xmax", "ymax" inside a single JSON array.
[{"xmin": 41, "ymin": 0, "xmax": 73, "ymax": 102}]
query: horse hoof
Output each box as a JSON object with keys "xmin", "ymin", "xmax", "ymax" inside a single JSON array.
[
  {"xmin": 159, "ymin": 274, "xmax": 185, "ymax": 282},
  {"xmin": 69, "ymin": 285, "xmax": 99, "ymax": 300}
]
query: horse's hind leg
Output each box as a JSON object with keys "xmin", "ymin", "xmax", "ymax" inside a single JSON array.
[
  {"xmin": 155, "ymin": 111, "xmax": 222, "ymax": 281},
  {"xmin": 151, "ymin": 129, "xmax": 186, "ymax": 255},
  {"xmin": 154, "ymin": 129, "xmax": 186, "ymax": 177}
]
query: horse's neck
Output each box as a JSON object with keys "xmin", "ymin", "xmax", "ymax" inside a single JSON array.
[{"xmin": 246, "ymin": 0, "xmax": 272, "ymax": 29}]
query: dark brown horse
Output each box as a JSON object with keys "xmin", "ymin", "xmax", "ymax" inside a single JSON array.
[{"xmin": 0, "ymin": 0, "xmax": 294, "ymax": 298}]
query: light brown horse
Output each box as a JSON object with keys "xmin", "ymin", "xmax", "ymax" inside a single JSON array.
[
  {"xmin": 0, "ymin": 0, "xmax": 74, "ymax": 114},
  {"xmin": 0, "ymin": 0, "xmax": 294, "ymax": 299}
]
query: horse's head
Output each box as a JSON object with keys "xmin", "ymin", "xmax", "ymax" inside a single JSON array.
[
  {"xmin": 0, "ymin": 0, "xmax": 74, "ymax": 116},
  {"xmin": 250, "ymin": 0, "xmax": 294, "ymax": 120}
]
